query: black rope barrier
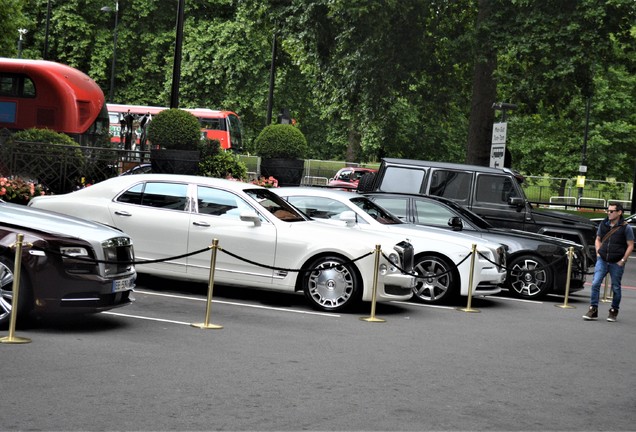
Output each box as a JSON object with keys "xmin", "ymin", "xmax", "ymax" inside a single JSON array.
[
  {"xmin": 381, "ymin": 250, "xmax": 473, "ymax": 278},
  {"xmin": 218, "ymin": 247, "xmax": 374, "ymax": 274}
]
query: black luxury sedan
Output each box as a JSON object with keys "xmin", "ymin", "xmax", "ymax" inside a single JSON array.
[
  {"xmin": 0, "ymin": 200, "xmax": 136, "ymax": 327},
  {"xmin": 364, "ymin": 192, "xmax": 589, "ymax": 300}
]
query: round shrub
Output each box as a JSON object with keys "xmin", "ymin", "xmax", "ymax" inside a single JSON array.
[
  {"xmin": 147, "ymin": 108, "xmax": 201, "ymax": 150},
  {"xmin": 254, "ymin": 124, "xmax": 308, "ymax": 159}
]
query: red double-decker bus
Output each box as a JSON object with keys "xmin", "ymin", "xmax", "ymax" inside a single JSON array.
[
  {"xmin": 0, "ymin": 58, "xmax": 109, "ymax": 146},
  {"xmin": 107, "ymin": 103, "xmax": 243, "ymax": 151}
]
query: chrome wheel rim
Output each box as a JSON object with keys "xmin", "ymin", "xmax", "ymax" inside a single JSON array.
[
  {"xmin": 307, "ymin": 260, "xmax": 354, "ymax": 310},
  {"xmin": 509, "ymin": 259, "xmax": 547, "ymax": 297},
  {"xmin": 413, "ymin": 258, "xmax": 451, "ymax": 302},
  {"xmin": 0, "ymin": 261, "xmax": 15, "ymax": 322}
]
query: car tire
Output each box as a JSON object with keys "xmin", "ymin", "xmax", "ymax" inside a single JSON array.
[
  {"xmin": 506, "ymin": 254, "xmax": 553, "ymax": 299},
  {"xmin": 412, "ymin": 255, "xmax": 459, "ymax": 304},
  {"xmin": 356, "ymin": 172, "xmax": 376, "ymax": 192},
  {"xmin": 302, "ymin": 255, "xmax": 361, "ymax": 312},
  {"xmin": 0, "ymin": 255, "xmax": 32, "ymax": 328}
]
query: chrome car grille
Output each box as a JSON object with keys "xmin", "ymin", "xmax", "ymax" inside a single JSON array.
[
  {"xmin": 497, "ymin": 246, "xmax": 506, "ymax": 271},
  {"xmin": 394, "ymin": 240, "xmax": 414, "ymax": 273},
  {"xmin": 102, "ymin": 237, "xmax": 134, "ymax": 276}
]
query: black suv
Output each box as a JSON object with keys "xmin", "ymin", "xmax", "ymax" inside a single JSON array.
[{"xmin": 358, "ymin": 158, "xmax": 598, "ymax": 261}]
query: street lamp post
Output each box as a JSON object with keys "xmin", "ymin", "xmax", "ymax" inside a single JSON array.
[
  {"xmin": 101, "ymin": 1, "xmax": 119, "ymax": 102},
  {"xmin": 17, "ymin": 29, "xmax": 28, "ymax": 58}
]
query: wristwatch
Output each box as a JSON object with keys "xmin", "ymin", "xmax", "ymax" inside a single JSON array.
[{"xmin": 621, "ymin": 258, "xmax": 626, "ymax": 263}]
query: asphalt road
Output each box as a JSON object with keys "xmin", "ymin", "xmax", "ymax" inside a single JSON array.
[{"xmin": 3, "ymin": 256, "xmax": 636, "ymax": 431}]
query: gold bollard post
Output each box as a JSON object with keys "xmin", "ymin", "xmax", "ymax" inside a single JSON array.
[
  {"xmin": 601, "ymin": 274, "xmax": 612, "ymax": 303},
  {"xmin": 361, "ymin": 244, "xmax": 386, "ymax": 323},
  {"xmin": 191, "ymin": 239, "xmax": 223, "ymax": 329},
  {"xmin": 556, "ymin": 247, "xmax": 576, "ymax": 309},
  {"xmin": 1, "ymin": 233, "xmax": 32, "ymax": 344},
  {"xmin": 457, "ymin": 244, "xmax": 480, "ymax": 313}
]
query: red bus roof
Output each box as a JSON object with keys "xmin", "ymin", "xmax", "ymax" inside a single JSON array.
[{"xmin": 0, "ymin": 58, "xmax": 105, "ymax": 134}]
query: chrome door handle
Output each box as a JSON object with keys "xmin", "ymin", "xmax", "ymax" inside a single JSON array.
[
  {"xmin": 114, "ymin": 211, "xmax": 132, "ymax": 216},
  {"xmin": 193, "ymin": 221, "xmax": 210, "ymax": 227}
]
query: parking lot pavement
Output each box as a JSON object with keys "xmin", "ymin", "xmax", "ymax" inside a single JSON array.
[{"xmin": 2, "ymin": 274, "xmax": 636, "ymax": 431}]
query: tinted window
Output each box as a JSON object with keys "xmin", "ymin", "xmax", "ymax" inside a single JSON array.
[
  {"xmin": 379, "ymin": 167, "xmax": 426, "ymax": 193},
  {"xmin": 414, "ymin": 199, "xmax": 462, "ymax": 228},
  {"xmin": 350, "ymin": 197, "xmax": 401, "ymax": 224},
  {"xmin": 117, "ymin": 182, "xmax": 188, "ymax": 210},
  {"xmin": 429, "ymin": 170, "xmax": 471, "ymax": 202},
  {"xmin": 369, "ymin": 197, "xmax": 409, "ymax": 221},
  {"xmin": 0, "ymin": 73, "xmax": 35, "ymax": 97},
  {"xmin": 227, "ymin": 114, "xmax": 243, "ymax": 150},
  {"xmin": 475, "ymin": 174, "xmax": 520, "ymax": 205}
]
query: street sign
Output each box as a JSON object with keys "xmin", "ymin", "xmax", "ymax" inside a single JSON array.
[{"xmin": 490, "ymin": 122, "xmax": 507, "ymax": 168}]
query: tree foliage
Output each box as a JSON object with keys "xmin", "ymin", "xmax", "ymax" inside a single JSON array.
[{"xmin": 6, "ymin": 0, "xmax": 636, "ymax": 182}]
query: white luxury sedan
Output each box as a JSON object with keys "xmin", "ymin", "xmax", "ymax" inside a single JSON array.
[
  {"xmin": 29, "ymin": 174, "xmax": 416, "ymax": 312},
  {"xmin": 273, "ymin": 187, "xmax": 508, "ymax": 304}
]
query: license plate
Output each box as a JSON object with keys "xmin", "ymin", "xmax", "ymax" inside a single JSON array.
[{"xmin": 112, "ymin": 276, "xmax": 135, "ymax": 293}]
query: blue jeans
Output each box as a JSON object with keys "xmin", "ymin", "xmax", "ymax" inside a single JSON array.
[{"xmin": 590, "ymin": 257, "xmax": 624, "ymax": 309}]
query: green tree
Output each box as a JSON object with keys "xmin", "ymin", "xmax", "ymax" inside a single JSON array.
[{"xmin": 0, "ymin": 0, "xmax": 27, "ymax": 57}]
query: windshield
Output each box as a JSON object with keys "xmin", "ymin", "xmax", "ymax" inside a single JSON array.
[
  {"xmin": 350, "ymin": 197, "xmax": 403, "ymax": 225},
  {"xmin": 245, "ymin": 188, "xmax": 308, "ymax": 222}
]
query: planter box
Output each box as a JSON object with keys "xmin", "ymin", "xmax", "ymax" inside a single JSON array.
[
  {"xmin": 260, "ymin": 158, "xmax": 304, "ymax": 186},
  {"xmin": 150, "ymin": 149, "xmax": 199, "ymax": 175}
]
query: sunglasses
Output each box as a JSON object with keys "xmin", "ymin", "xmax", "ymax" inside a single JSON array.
[{"xmin": 607, "ymin": 210, "xmax": 619, "ymax": 213}]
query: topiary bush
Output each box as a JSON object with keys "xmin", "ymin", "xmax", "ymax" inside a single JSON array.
[
  {"xmin": 147, "ymin": 108, "xmax": 202, "ymax": 150},
  {"xmin": 253, "ymin": 124, "xmax": 308, "ymax": 159}
]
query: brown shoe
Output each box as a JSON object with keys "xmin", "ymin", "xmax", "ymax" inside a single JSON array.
[
  {"xmin": 607, "ymin": 308, "xmax": 618, "ymax": 322},
  {"xmin": 583, "ymin": 306, "xmax": 598, "ymax": 320}
]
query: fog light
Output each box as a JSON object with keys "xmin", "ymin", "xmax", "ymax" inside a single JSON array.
[{"xmin": 380, "ymin": 263, "xmax": 388, "ymax": 275}]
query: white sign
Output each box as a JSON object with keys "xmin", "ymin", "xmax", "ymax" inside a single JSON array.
[{"xmin": 490, "ymin": 122, "xmax": 507, "ymax": 168}]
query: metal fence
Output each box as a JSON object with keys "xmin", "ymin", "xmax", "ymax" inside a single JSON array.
[{"xmin": 0, "ymin": 140, "xmax": 149, "ymax": 194}]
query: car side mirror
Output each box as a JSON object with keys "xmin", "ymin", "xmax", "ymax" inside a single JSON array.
[
  {"xmin": 240, "ymin": 211, "xmax": 262, "ymax": 227},
  {"xmin": 339, "ymin": 210, "xmax": 357, "ymax": 227},
  {"xmin": 448, "ymin": 216, "xmax": 463, "ymax": 231},
  {"xmin": 508, "ymin": 197, "xmax": 525, "ymax": 208}
]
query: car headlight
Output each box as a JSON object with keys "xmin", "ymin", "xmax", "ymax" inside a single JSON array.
[{"xmin": 60, "ymin": 246, "xmax": 96, "ymax": 275}]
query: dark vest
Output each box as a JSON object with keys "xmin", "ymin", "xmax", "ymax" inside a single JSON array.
[{"xmin": 598, "ymin": 218, "xmax": 629, "ymax": 263}]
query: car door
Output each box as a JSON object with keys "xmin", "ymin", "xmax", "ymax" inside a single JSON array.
[
  {"xmin": 471, "ymin": 173, "xmax": 527, "ymax": 230},
  {"xmin": 186, "ymin": 185, "xmax": 277, "ymax": 285},
  {"xmin": 108, "ymin": 181, "xmax": 190, "ymax": 274}
]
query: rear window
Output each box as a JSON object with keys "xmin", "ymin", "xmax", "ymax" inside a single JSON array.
[{"xmin": 379, "ymin": 166, "xmax": 426, "ymax": 194}]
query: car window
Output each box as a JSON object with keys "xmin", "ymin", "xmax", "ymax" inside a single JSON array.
[
  {"xmin": 285, "ymin": 196, "xmax": 350, "ymax": 219},
  {"xmin": 336, "ymin": 170, "xmax": 352, "ymax": 182},
  {"xmin": 369, "ymin": 197, "xmax": 409, "ymax": 221},
  {"xmin": 245, "ymin": 188, "xmax": 306, "ymax": 222},
  {"xmin": 350, "ymin": 197, "xmax": 401, "ymax": 224},
  {"xmin": 414, "ymin": 199, "xmax": 459, "ymax": 228},
  {"xmin": 379, "ymin": 166, "xmax": 426, "ymax": 194},
  {"xmin": 116, "ymin": 182, "xmax": 188, "ymax": 210},
  {"xmin": 196, "ymin": 186, "xmax": 252, "ymax": 219},
  {"xmin": 475, "ymin": 174, "xmax": 520, "ymax": 205},
  {"xmin": 429, "ymin": 170, "xmax": 471, "ymax": 203}
]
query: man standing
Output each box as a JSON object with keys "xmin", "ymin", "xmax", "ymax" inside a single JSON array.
[{"xmin": 583, "ymin": 202, "xmax": 634, "ymax": 322}]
